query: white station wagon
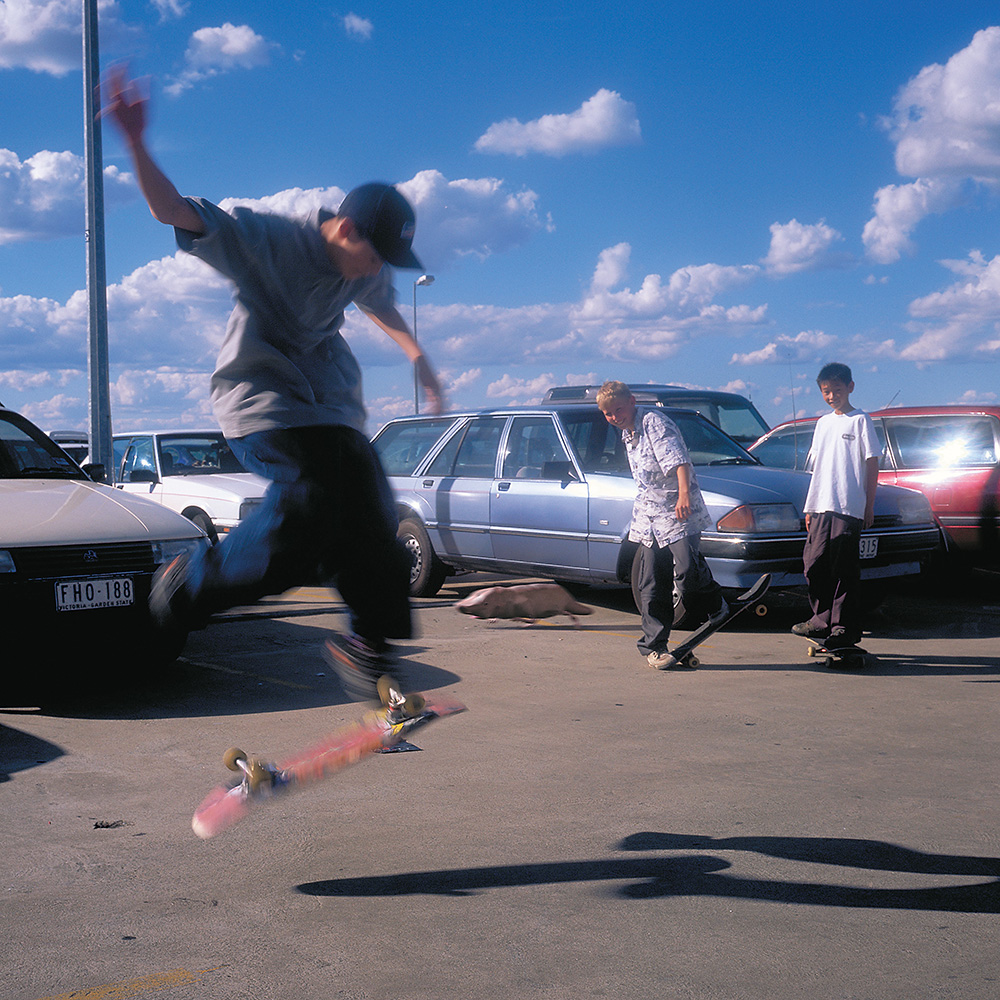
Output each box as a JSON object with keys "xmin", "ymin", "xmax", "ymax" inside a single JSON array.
[{"xmin": 113, "ymin": 430, "xmax": 269, "ymax": 543}]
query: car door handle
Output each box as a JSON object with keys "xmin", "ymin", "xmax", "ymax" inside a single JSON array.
[
  {"xmin": 497, "ymin": 481, "xmax": 511, "ymax": 491},
  {"xmin": 422, "ymin": 479, "xmax": 434, "ymax": 488}
]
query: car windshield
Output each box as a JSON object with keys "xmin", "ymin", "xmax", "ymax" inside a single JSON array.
[
  {"xmin": 156, "ymin": 434, "xmax": 245, "ymax": 476},
  {"xmin": 0, "ymin": 412, "xmax": 87, "ymax": 479},
  {"xmin": 559, "ymin": 408, "xmax": 758, "ymax": 476}
]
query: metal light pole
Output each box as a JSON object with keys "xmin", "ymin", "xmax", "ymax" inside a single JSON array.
[
  {"xmin": 412, "ymin": 274, "xmax": 434, "ymax": 414},
  {"xmin": 83, "ymin": 0, "xmax": 113, "ymax": 481}
]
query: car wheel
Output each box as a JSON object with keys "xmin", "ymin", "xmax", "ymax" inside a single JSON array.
[
  {"xmin": 188, "ymin": 511, "xmax": 219, "ymax": 545},
  {"xmin": 398, "ymin": 517, "xmax": 448, "ymax": 597}
]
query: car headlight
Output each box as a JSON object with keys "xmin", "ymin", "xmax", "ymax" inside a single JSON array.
[
  {"xmin": 152, "ymin": 536, "xmax": 210, "ymax": 567},
  {"xmin": 897, "ymin": 491, "xmax": 932, "ymax": 525},
  {"xmin": 0, "ymin": 550, "xmax": 16, "ymax": 573},
  {"xmin": 717, "ymin": 503, "xmax": 801, "ymax": 533},
  {"xmin": 239, "ymin": 499, "xmax": 264, "ymax": 520}
]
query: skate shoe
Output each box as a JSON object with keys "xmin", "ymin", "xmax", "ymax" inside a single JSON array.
[{"xmin": 323, "ymin": 632, "xmax": 403, "ymax": 702}]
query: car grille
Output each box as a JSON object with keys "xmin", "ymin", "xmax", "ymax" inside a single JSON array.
[{"xmin": 11, "ymin": 542, "xmax": 155, "ymax": 580}]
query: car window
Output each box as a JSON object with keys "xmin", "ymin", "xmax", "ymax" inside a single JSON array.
[
  {"xmin": 665, "ymin": 397, "xmax": 769, "ymax": 445},
  {"xmin": 884, "ymin": 414, "xmax": 999, "ymax": 469},
  {"xmin": 560, "ymin": 409, "xmax": 630, "ymax": 474},
  {"xmin": 428, "ymin": 417, "xmax": 504, "ymax": 478},
  {"xmin": 0, "ymin": 413, "xmax": 82, "ymax": 478},
  {"xmin": 374, "ymin": 418, "xmax": 456, "ymax": 475},
  {"xmin": 501, "ymin": 417, "xmax": 570, "ymax": 479},
  {"xmin": 752, "ymin": 425, "xmax": 815, "ymax": 470},
  {"xmin": 157, "ymin": 434, "xmax": 241, "ymax": 475},
  {"xmin": 121, "ymin": 436, "xmax": 155, "ymax": 481}
]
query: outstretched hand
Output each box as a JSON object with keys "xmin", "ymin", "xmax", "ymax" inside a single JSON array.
[
  {"xmin": 100, "ymin": 65, "xmax": 148, "ymax": 144},
  {"xmin": 415, "ymin": 355, "xmax": 444, "ymax": 415}
]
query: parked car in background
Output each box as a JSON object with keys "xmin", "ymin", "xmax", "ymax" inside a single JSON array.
[
  {"xmin": 541, "ymin": 384, "xmax": 770, "ymax": 446},
  {"xmin": 113, "ymin": 430, "xmax": 269, "ymax": 543},
  {"xmin": 748, "ymin": 404, "xmax": 1000, "ymax": 560},
  {"xmin": 47, "ymin": 429, "xmax": 89, "ymax": 465},
  {"xmin": 372, "ymin": 404, "xmax": 941, "ymax": 605},
  {"xmin": 0, "ymin": 405, "xmax": 210, "ymax": 673}
]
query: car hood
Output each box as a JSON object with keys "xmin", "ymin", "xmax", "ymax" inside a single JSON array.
[
  {"xmin": 697, "ymin": 465, "xmax": 811, "ymax": 506},
  {"xmin": 161, "ymin": 472, "xmax": 269, "ymax": 500},
  {"xmin": 0, "ymin": 480, "xmax": 205, "ymax": 545}
]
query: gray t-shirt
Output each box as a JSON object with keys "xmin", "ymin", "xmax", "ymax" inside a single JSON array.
[{"xmin": 176, "ymin": 197, "xmax": 396, "ymax": 439}]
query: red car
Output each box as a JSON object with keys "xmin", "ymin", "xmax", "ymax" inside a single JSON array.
[{"xmin": 749, "ymin": 405, "xmax": 1000, "ymax": 560}]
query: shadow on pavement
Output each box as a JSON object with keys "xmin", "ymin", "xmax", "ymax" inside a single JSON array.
[
  {"xmin": 297, "ymin": 830, "xmax": 1000, "ymax": 913},
  {"xmin": 0, "ymin": 724, "xmax": 65, "ymax": 780}
]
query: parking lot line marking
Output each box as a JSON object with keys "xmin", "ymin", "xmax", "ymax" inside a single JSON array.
[
  {"xmin": 34, "ymin": 966, "xmax": 223, "ymax": 1000},
  {"xmin": 535, "ymin": 619, "xmax": 636, "ymax": 639},
  {"xmin": 179, "ymin": 657, "xmax": 313, "ymax": 690}
]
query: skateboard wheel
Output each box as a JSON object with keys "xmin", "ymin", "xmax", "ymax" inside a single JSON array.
[
  {"xmin": 824, "ymin": 656, "xmax": 835, "ymax": 669},
  {"xmin": 753, "ymin": 603, "xmax": 767, "ymax": 617},
  {"xmin": 684, "ymin": 655, "xmax": 700, "ymax": 670},
  {"xmin": 377, "ymin": 673, "xmax": 403, "ymax": 707},
  {"xmin": 223, "ymin": 747, "xmax": 247, "ymax": 772},
  {"xmin": 402, "ymin": 693, "xmax": 426, "ymax": 716}
]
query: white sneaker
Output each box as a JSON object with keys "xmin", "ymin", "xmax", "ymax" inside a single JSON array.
[{"xmin": 647, "ymin": 650, "xmax": 679, "ymax": 670}]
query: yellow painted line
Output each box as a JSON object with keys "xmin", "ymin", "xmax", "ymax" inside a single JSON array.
[
  {"xmin": 178, "ymin": 657, "xmax": 313, "ymax": 690},
  {"xmin": 35, "ymin": 967, "xmax": 223, "ymax": 1000},
  {"xmin": 534, "ymin": 619, "xmax": 636, "ymax": 639}
]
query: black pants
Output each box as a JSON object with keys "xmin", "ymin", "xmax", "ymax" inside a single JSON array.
[
  {"xmin": 635, "ymin": 534, "xmax": 721, "ymax": 655},
  {"xmin": 188, "ymin": 425, "xmax": 412, "ymax": 644},
  {"xmin": 802, "ymin": 511, "xmax": 862, "ymax": 641}
]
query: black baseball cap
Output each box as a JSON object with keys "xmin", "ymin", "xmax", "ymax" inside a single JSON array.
[{"xmin": 337, "ymin": 182, "xmax": 423, "ymax": 269}]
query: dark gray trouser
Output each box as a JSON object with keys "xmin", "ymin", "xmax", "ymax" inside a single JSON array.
[
  {"xmin": 635, "ymin": 533, "xmax": 721, "ymax": 655},
  {"xmin": 802, "ymin": 511, "xmax": 862, "ymax": 640},
  {"xmin": 186, "ymin": 425, "xmax": 413, "ymax": 646}
]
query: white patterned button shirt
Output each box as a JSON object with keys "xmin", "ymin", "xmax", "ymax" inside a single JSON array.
[{"xmin": 623, "ymin": 409, "xmax": 712, "ymax": 546}]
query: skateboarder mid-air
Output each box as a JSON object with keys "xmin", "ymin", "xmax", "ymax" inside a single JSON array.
[
  {"xmin": 597, "ymin": 381, "xmax": 728, "ymax": 669},
  {"xmin": 103, "ymin": 66, "xmax": 443, "ymax": 699}
]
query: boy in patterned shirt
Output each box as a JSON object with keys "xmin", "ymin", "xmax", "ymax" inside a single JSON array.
[{"xmin": 597, "ymin": 381, "xmax": 726, "ymax": 669}]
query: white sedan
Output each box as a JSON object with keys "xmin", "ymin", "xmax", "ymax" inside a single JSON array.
[
  {"xmin": 1, "ymin": 406, "xmax": 210, "ymax": 680},
  {"xmin": 113, "ymin": 430, "xmax": 269, "ymax": 543}
]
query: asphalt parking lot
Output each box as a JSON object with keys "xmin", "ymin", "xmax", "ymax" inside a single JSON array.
[{"xmin": 2, "ymin": 571, "xmax": 999, "ymax": 1000}]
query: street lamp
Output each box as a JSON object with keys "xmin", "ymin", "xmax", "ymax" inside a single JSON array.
[{"xmin": 412, "ymin": 274, "xmax": 435, "ymax": 413}]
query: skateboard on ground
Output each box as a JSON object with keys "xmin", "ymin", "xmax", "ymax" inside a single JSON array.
[
  {"xmin": 191, "ymin": 675, "xmax": 467, "ymax": 839},
  {"xmin": 805, "ymin": 637, "xmax": 876, "ymax": 670},
  {"xmin": 659, "ymin": 573, "xmax": 771, "ymax": 669}
]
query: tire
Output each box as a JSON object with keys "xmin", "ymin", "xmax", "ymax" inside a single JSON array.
[
  {"xmin": 188, "ymin": 510, "xmax": 219, "ymax": 545},
  {"xmin": 398, "ymin": 517, "xmax": 448, "ymax": 597}
]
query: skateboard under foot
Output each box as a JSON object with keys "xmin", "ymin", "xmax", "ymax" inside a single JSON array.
[
  {"xmin": 655, "ymin": 573, "xmax": 771, "ymax": 670},
  {"xmin": 805, "ymin": 637, "xmax": 876, "ymax": 670}
]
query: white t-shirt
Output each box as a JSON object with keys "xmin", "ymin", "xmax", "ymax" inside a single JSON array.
[{"xmin": 804, "ymin": 408, "xmax": 880, "ymax": 518}]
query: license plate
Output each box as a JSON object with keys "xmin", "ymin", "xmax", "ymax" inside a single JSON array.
[
  {"xmin": 55, "ymin": 577, "xmax": 135, "ymax": 611},
  {"xmin": 859, "ymin": 536, "xmax": 879, "ymax": 559}
]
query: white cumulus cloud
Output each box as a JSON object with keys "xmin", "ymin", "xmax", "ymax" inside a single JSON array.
[
  {"xmin": 474, "ymin": 89, "xmax": 641, "ymax": 157},
  {"xmin": 763, "ymin": 219, "xmax": 848, "ymax": 275},
  {"xmin": 166, "ymin": 23, "xmax": 276, "ymax": 94},
  {"xmin": 343, "ymin": 13, "xmax": 373, "ymax": 39},
  {"xmin": 864, "ymin": 27, "xmax": 1000, "ymax": 262}
]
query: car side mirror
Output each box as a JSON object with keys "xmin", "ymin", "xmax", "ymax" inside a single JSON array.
[
  {"xmin": 82, "ymin": 463, "xmax": 106, "ymax": 483},
  {"xmin": 128, "ymin": 469, "xmax": 159, "ymax": 484}
]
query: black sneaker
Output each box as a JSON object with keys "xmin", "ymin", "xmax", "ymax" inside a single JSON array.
[
  {"xmin": 823, "ymin": 627, "xmax": 858, "ymax": 649},
  {"xmin": 791, "ymin": 621, "xmax": 829, "ymax": 638},
  {"xmin": 149, "ymin": 553, "xmax": 194, "ymax": 632},
  {"xmin": 323, "ymin": 632, "xmax": 402, "ymax": 702}
]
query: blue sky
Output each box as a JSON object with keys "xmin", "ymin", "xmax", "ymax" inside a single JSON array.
[{"xmin": 2, "ymin": 0, "xmax": 1000, "ymax": 436}]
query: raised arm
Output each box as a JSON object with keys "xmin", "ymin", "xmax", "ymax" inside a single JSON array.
[
  {"xmin": 102, "ymin": 66, "xmax": 205, "ymax": 234},
  {"xmin": 362, "ymin": 304, "xmax": 444, "ymax": 414}
]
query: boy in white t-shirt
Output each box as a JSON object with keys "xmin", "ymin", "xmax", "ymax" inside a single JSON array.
[{"xmin": 791, "ymin": 363, "xmax": 880, "ymax": 648}]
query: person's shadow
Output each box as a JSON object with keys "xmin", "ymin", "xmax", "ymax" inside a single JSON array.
[{"xmin": 296, "ymin": 830, "xmax": 1000, "ymax": 913}]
